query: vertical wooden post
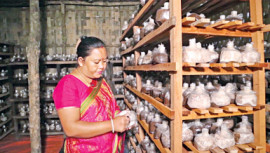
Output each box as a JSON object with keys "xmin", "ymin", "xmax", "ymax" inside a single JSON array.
[
  {"xmin": 27, "ymin": 0, "xmax": 41, "ymax": 152},
  {"xmin": 60, "ymin": 1, "xmax": 66, "ymax": 54},
  {"xmin": 170, "ymin": 0, "xmax": 182, "ymax": 152},
  {"xmin": 249, "ymin": 0, "xmax": 266, "ymax": 152}
]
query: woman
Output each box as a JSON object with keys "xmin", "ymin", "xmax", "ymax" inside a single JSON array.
[{"xmin": 53, "ymin": 36, "xmax": 130, "ymax": 153}]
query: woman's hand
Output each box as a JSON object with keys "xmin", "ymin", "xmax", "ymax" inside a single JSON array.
[{"xmin": 113, "ymin": 115, "xmax": 130, "ymax": 133}]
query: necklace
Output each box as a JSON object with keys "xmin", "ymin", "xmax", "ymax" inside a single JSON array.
[{"xmin": 76, "ymin": 69, "xmax": 92, "ymax": 87}]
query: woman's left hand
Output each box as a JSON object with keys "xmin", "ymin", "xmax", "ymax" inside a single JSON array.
[{"xmin": 113, "ymin": 115, "xmax": 130, "ymax": 133}]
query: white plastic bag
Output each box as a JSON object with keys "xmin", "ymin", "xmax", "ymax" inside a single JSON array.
[
  {"xmin": 235, "ymin": 86, "xmax": 257, "ymax": 106},
  {"xmin": 211, "ymin": 87, "xmax": 231, "ymax": 107},
  {"xmin": 234, "ymin": 122, "xmax": 254, "ymax": 144},
  {"xmin": 194, "ymin": 128, "xmax": 214, "ymax": 151},
  {"xmin": 156, "ymin": 2, "xmax": 170, "ymax": 25},
  {"xmin": 241, "ymin": 43, "xmax": 260, "ymax": 63},
  {"xmin": 226, "ymin": 11, "xmax": 243, "ymax": 21},
  {"xmin": 183, "ymin": 38, "xmax": 201, "ymax": 63},
  {"xmin": 182, "ymin": 122, "xmax": 194, "ymax": 142},
  {"xmin": 214, "ymin": 124, "xmax": 235, "ymax": 149},
  {"xmin": 187, "ymin": 84, "xmax": 211, "ymax": 109},
  {"xmin": 220, "ymin": 41, "xmax": 242, "ymax": 63}
]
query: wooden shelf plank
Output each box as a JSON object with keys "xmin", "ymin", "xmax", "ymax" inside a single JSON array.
[
  {"xmin": 183, "ymin": 104, "xmax": 264, "ymax": 120},
  {"xmin": 190, "ymin": 18, "xmax": 210, "ymax": 27},
  {"xmin": 210, "ymin": 147, "xmax": 225, "ymax": 153},
  {"xmin": 125, "ymin": 84, "xmax": 175, "ymax": 119},
  {"xmin": 183, "ymin": 67, "xmax": 255, "ymax": 75},
  {"xmin": 9, "ymin": 98, "xmax": 28, "ymax": 102},
  {"xmin": 182, "ymin": 26, "xmax": 251, "ymax": 37},
  {"xmin": 184, "ymin": 141, "xmax": 210, "ymax": 153},
  {"xmin": 236, "ymin": 144, "xmax": 253, "ymax": 152},
  {"xmin": 0, "ymin": 128, "xmax": 14, "ymax": 140},
  {"xmin": 0, "ymin": 104, "xmax": 11, "ymax": 112},
  {"xmin": 265, "ymin": 63, "xmax": 270, "ymax": 70},
  {"xmin": 109, "ymin": 60, "xmax": 122, "ymax": 64},
  {"xmin": 247, "ymin": 143, "xmax": 264, "ymax": 150},
  {"xmin": 182, "ymin": 17, "xmax": 196, "ymax": 26},
  {"xmin": 222, "ymin": 105, "xmax": 239, "ymax": 113},
  {"xmin": 247, "ymin": 63, "xmax": 268, "ymax": 68},
  {"xmin": 182, "ymin": 107, "xmax": 191, "ymax": 116},
  {"xmin": 237, "ymin": 105, "xmax": 253, "ymax": 112},
  {"xmin": 208, "ymin": 107, "xmax": 223, "ymax": 114},
  {"xmin": 133, "ymin": 18, "xmax": 175, "ymax": 51},
  {"xmin": 112, "ymin": 78, "xmax": 124, "ymax": 82},
  {"xmin": 12, "ymin": 80, "xmax": 28, "ymax": 84},
  {"xmin": 121, "ymin": 18, "xmax": 176, "ymax": 56},
  {"xmin": 0, "ymin": 76, "xmax": 8, "ymax": 81},
  {"xmin": 8, "ymin": 62, "xmax": 28, "ymax": 66},
  {"xmin": 182, "ymin": 62, "xmax": 268, "ymax": 75},
  {"xmin": 0, "ymin": 52, "xmax": 13, "ymax": 56},
  {"xmin": 248, "ymin": 24, "xmax": 265, "ymax": 31},
  {"xmin": 114, "ymin": 94, "xmax": 124, "ymax": 99},
  {"xmin": 183, "ymin": 110, "xmax": 254, "ymax": 120},
  {"xmin": 184, "ymin": 141, "xmax": 261, "ymax": 153},
  {"xmin": 0, "ymin": 92, "xmax": 9, "ymax": 98},
  {"xmin": 13, "ymin": 115, "xmax": 28, "ymax": 119},
  {"xmin": 19, "ymin": 131, "xmax": 64, "ymax": 136},
  {"xmin": 129, "ymin": 137, "xmax": 137, "ymax": 150},
  {"xmin": 44, "ymin": 61, "xmax": 77, "ymax": 65},
  {"xmin": 120, "ymin": 47, "xmax": 133, "ymax": 56},
  {"xmin": 192, "ymin": 109, "xmax": 209, "ymax": 115},
  {"xmin": 224, "ymin": 146, "xmax": 240, "ymax": 153},
  {"xmin": 120, "ymin": 0, "xmax": 156, "ymax": 41},
  {"xmin": 0, "ymin": 64, "xmax": 8, "ymax": 67},
  {"xmin": 124, "ymin": 99, "xmax": 133, "ymax": 110},
  {"xmin": 207, "ymin": 20, "xmax": 229, "ymax": 28},
  {"xmin": 137, "ymin": 118, "xmax": 171, "ymax": 153},
  {"xmin": 44, "ymin": 115, "xmax": 59, "ymax": 118},
  {"xmin": 125, "ymin": 63, "xmax": 178, "ymax": 71},
  {"xmin": 41, "ymin": 80, "xmax": 59, "ymax": 84},
  {"xmin": 217, "ymin": 20, "xmax": 243, "ymax": 29},
  {"xmin": 236, "ymin": 22, "xmax": 255, "ymax": 30},
  {"xmin": 262, "ymin": 24, "xmax": 270, "ymax": 32},
  {"xmin": 43, "ymin": 131, "xmax": 64, "ymax": 135},
  {"xmin": 41, "ymin": 98, "xmax": 53, "ymax": 102}
]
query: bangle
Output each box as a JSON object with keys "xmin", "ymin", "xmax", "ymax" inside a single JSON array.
[{"xmin": 110, "ymin": 118, "xmax": 114, "ymax": 133}]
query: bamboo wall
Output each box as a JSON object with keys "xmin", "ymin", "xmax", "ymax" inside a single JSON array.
[{"xmin": 0, "ymin": 3, "xmax": 139, "ymax": 56}]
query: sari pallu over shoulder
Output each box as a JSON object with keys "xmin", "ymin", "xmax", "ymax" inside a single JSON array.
[{"xmin": 63, "ymin": 78, "xmax": 125, "ymax": 153}]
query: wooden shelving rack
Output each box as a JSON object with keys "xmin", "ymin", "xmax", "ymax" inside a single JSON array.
[
  {"xmin": 120, "ymin": 0, "xmax": 266, "ymax": 152},
  {"xmin": 0, "ymin": 45, "xmax": 14, "ymax": 140}
]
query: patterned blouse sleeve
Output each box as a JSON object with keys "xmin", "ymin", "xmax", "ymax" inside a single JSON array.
[{"xmin": 53, "ymin": 76, "xmax": 80, "ymax": 110}]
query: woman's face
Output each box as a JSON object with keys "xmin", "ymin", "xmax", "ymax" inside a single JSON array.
[{"xmin": 80, "ymin": 47, "xmax": 107, "ymax": 79}]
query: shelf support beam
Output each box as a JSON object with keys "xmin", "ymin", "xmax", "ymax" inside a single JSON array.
[
  {"xmin": 170, "ymin": 0, "xmax": 182, "ymax": 152},
  {"xmin": 250, "ymin": 0, "xmax": 266, "ymax": 152},
  {"xmin": 27, "ymin": 0, "xmax": 42, "ymax": 152}
]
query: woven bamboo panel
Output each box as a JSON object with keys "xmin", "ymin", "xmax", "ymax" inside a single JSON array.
[
  {"xmin": 0, "ymin": 3, "xmax": 139, "ymax": 56},
  {"xmin": 0, "ymin": 7, "xmax": 29, "ymax": 47}
]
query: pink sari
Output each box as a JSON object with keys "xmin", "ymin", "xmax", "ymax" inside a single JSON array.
[{"xmin": 62, "ymin": 78, "xmax": 124, "ymax": 153}]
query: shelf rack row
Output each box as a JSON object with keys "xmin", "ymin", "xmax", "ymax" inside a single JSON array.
[{"xmin": 120, "ymin": 0, "xmax": 267, "ymax": 152}]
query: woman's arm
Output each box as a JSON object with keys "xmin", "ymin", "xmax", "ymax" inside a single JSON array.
[{"xmin": 58, "ymin": 107, "xmax": 129, "ymax": 138}]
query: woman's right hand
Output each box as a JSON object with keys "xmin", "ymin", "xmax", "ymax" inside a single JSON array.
[{"xmin": 113, "ymin": 115, "xmax": 130, "ymax": 133}]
